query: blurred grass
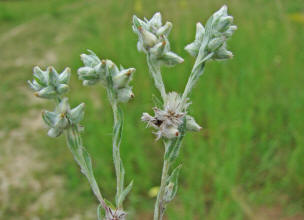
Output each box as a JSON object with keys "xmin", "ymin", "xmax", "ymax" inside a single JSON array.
[{"xmin": 0, "ymin": 0, "xmax": 303, "ymax": 219}]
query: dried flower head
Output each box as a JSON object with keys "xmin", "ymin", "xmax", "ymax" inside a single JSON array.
[
  {"xmin": 142, "ymin": 92, "xmax": 202, "ymax": 140},
  {"xmin": 142, "ymin": 92, "xmax": 185, "ymax": 139}
]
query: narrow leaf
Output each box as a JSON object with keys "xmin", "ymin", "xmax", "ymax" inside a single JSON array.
[
  {"xmin": 118, "ymin": 180, "xmax": 133, "ymax": 207},
  {"xmin": 164, "ymin": 164, "xmax": 182, "ymax": 203}
]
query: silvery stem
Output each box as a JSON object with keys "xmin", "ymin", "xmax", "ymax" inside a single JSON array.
[
  {"xmin": 65, "ymin": 125, "xmax": 108, "ymax": 212},
  {"xmin": 153, "ymin": 140, "xmax": 175, "ymax": 220},
  {"xmin": 154, "ymin": 152, "xmax": 170, "ymax": 220},
  {"xmin": 147, "ymin": 54, "xmax": 167, "ymax": 100},
  {"xmin": 181, "ymin": 50, "xmax": 214, "ymax": 110},
  {"xmin": 111, "ymin": 100, "xmax": 125, "ymax": 209}
]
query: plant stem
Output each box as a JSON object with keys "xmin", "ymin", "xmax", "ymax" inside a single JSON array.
[
  {"xmin": 180, "ymin": 51, "xmax": 213, "ymax": 110},
  {"xmin": 111, "ymin": 100, "xmax": 125, "ymax": 209},
  {"xmin": 147, "ymin": 55, "xmax": 167, "ymax": 101},
  {"xmin": 65, "ymin": 125, "xmax": 108, "ymax": 211},
  {"xmin": 153, "ymin": 141, "xmax": 172, "ymax": 220}
]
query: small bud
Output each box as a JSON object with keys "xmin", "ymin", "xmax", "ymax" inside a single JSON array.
[
  {"xmin": 83, "ymin": 79, "xmax": 98, "ymax": 86},
  {"xmin": 47, "ymin": 66, "xmax": 59, "ymax": 86},
  {"xmin": 208, "ymin": 37, "xmax": 225, "ymax": 51},
  {"xmin": 78, "ymin": 67, "xmax": 95, "ymax": 76},
  {"xmin": 48, "ymin": 127, "xmax": 62, "ymax": 138},
  {"xmin": 70, "ymin": 103, "xmax": 85, "ymax": 124},
  {"xmin": 107, "ymin": 61, "xmax": 120, "ymax": 78},
  {"xmin": 132, "ymin": 15, "xmax": 143, "ymax": 29},
  {"xmin": 80, "ymin": 51, "xmax": 100, "ymax": 67},
  {"xmin": 56, "ymin": 84, "xmax": 69, "ymax": 94},
  {"xmin": 58, "ymin": 67, "xmax": 71, "ymax": 84},
  {"xmin": 113, "ymin": 68, "xmax": 135, "ymax": 89},
  {"xmin": 42, "ymin": 110, "xmax": 57, "ymax": 127},
  {"xmin": 28, "ymin": 80, "xmax": 42, "ymax": 91},
  {"xmin": 140, "ymin": 28, "xmax": 158, "ymax": 48},
  {"xmin": 161, "ymin": 52, "xmax": 184, "ymax": 66},
  {"xmin": 213, "ymin": 5, "xmax": 228, "ymax": 20},
  {"xmin": 149, "ymin": 12, "xmax": 162, "ymax": 29},
  {"xmin": 223, "ymin": 25, "xmax": 237, "ymax": 37},
  {"xmin": 36, "ymin": 86, "xmax": 57, "ymax": 99},
  {"xmin": 117, "ymin": 87, "xmax": 134, "ymax": 103},
  {"xmin": 185, "ymin": 115, "xmax": 202, "ymax": 132},
  {"xmin": 54, "ymin": 115, "xmax": 68, "ymax": 129},
  {"xmin": 185, "ymin": 41, "xmax": 200, "ymax": 57},
  {"xmin": 195, "ymin": 22, "xmax": 205, "ymax": 41},
  {"xmin": 156, "ymin": 21, "xmax": 172, "ymax": 36},
  {"xmin": 57, "ymin": 97, "xmax": 70, "ymax": 113},
  {"xmin": 150, "ymin": 41, "xmax": 166, "ymax": 57},
  {"xmin": 33, "ymin": 66, "xmax": 47, "ymax": 86},
  {"xmin": 164, "ymin": 126, "xmax": 180, "ymax": 139},
  {"xmin": 216, "ymin": 16, "xmax": 233, "ymax": 32},
  {"xmin": 213, "ymin": 46, "xmax": 233, "ymax": 60}
]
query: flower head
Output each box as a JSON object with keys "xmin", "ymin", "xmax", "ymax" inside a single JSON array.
[
  {"xmin": 141, "ymin": 92, "xmax": 186, "ymax": 140},
  {"xmin": 185, "ymin": 5, "xmax": 237, "ymax": 60},
  {"xmin": 133, "ymin": 12, "xmax": 183, "ymax": 66},
  {"xmin": 142, "ymin": 92, "xmax": 202, "ymax": 139},
  {"xmin": 78, "ymin": 50, "xmax": 135, "ymax": 103},
  {"xmin": 42, "ymin": 98, "xmax": 85, "ymax": 137},
  {"xmin": 28, "ymin": 66, "xmax": 70, "ymax": 99}
]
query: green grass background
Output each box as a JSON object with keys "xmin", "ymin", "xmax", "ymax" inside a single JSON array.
[{"xmin": 0, "ymin": 0, "xmax": 303, "ymax": 219}]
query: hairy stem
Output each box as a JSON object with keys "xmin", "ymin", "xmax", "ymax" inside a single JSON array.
[
  {"xmin": 147, "ymin": 54, "xmax": 167, "ymax": 100},
  {"xmin": 111, "ymin": 100, "xmax": 125, "ymax": 209},
  {"xmin": 154, "ymin": 140, "xmax": 176, "ymax": 220},
  {"xmin": 181, "ymin": 50, "xmax": 214, "ymax": 110},
  {"xmin": 154, "ymin": 157, "xmax": 170, "ymax": 220},
  {"xmin": 65, "ymin": 125, "xmax": 108, "ymax": 211}
]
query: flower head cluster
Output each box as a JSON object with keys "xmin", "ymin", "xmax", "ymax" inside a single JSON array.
[
  {"xmin": 28, "ymin": 66, "xmax": 70, "ymax": 99},
  {"xmin": 133, "ymin": 13, "xmax": 183, "ymax": 67},
  {"xmin": 142, "ymin": 92, "xmax": 201, "ymax": 140},
  {"xmin": 42, "ymin": 98, "xmax": 85, "ymax": 137},
  {"xmin": 78, "ymin": 50, "xmax": 135, "ymax": 103},
  {"xmin": 185, "ymin": 5, "xmax": 237, "ymax": 60}
]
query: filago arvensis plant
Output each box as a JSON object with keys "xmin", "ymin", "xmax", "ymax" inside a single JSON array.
[{"xmin": 28, "ymin": 5, "xmax": 236, "ymax": 220}]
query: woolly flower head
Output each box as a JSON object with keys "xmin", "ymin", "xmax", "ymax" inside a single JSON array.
[
  {"xmin": 42, "ymin": 98, "xmax": 85, "ymax": 137},
  {"xmin": 142, "ymin": 92, "xmax": 201, "ymax": 140},
  {"xmin": 77, "ymin": 50, "xmax": 135, "ymax": 103},
  {"xmin": 28, "ymin": 66, "xmax": 70, "ymax": 99},
  {"xmin": 132, "ymin": 13, "xmax": 184, "ymax": 67},
  {"xmin": 185, "ymin": 5, "xmax": 237, "ymax": 60}
]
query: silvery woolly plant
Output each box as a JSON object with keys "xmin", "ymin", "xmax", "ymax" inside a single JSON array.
[
  {"xmin": 133, "ymin": 5, "xmax": 236, "ymax": 220},
  {"xmin": 27, "ymin": 5, "xmax": 236, "ymax": 220},
  {"xmin": 28, "ymin": 50, "xmax": 135, "ymax": 219}
]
